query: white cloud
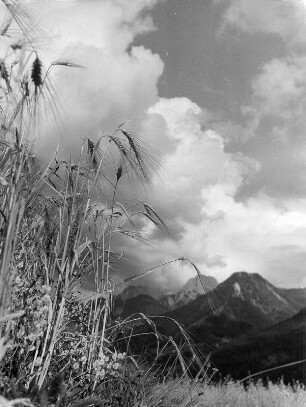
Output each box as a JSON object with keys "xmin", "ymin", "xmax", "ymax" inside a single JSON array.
[
  {"xmin": 213, "ymin": 1, "xmax": 306, "ymax": 148},
  {"xmin": 132, "ymin": 97, "xmax": 306, "ymax": 288},
  {"xmin": 231, "ymin": 54, "xmax": 306, "ymax": 149},
  {"xmin": 176, "ymin": 188, "xmax": 306, "ymax": 287},
  {"xmin": 30, "ymin": 0, "xmax": 164, "ymax": 155},
  {"xmin": 147, "ymin": 98, "xmax": 259, "ymax": 224},
  {"xmin": 123, "ymin": 98, "xmax": 258, "ymax": 283},
  {"xmin": 234, "ymin": 52, "xmax": 306, "ymax": 170},
  {"xmin": 202, "ymin": 50, "xmax": 306, "ymax": 286},
  {"xmin": 219, "ymin": 0, "xmax": 306, "ymax": 47},
  {"xmin": 249, "ymin": 56, "xmax": 306, "ymax": 120}
]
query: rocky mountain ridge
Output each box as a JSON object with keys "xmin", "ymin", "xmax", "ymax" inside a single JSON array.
[
  {"xmin": 169, "ymin": 271, "xmax": 306, "ymax": 330},
  {"xmin": 116, "ymin": 273, "xmax": 218, "ymax": 306},
  {"xmin": 160, "ymin": 274, "xmax": 218, "ymax": 310},
  {"xmin": 114, "ymin": 271, "xmax": 306, "ymax": 339}
]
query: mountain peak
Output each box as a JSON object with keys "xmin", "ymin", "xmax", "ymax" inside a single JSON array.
[
  {"xmin": 216, "ymin": 271, "xmax": 300, "ymax": 324},
  {"xmin": 161, "ymin": 274, "xmax": 218, "ymax": 310},
  {"xmin": 228, "ymin": 272, "xmax": 269, "ymax": 291},
  {"xmin": 182, "ymin": 274, "xmax": 218, "ymax": 293},
  {"xmin": 231, "ymin": 271, "xmax": 263, "ymax": 281}
]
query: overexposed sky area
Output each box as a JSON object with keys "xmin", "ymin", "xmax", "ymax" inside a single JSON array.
[{"xmin": 2, "ymin": 0, "xmax": 306, "ymax": 290}]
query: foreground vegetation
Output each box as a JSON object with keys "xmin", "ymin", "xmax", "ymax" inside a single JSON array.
[{"xmin": 0, "ymin": 2, "xmax": 207, "ymax": 405}]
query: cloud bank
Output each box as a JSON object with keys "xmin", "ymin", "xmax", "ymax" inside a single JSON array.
[
  {"xmin": 19, "ymin": 0, "xmax": 306, "ymax": 289},
  {"xmin": 140, "ymin": 98, "xmax": 306, "ymax": 288}
]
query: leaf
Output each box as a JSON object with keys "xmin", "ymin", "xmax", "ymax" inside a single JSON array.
[
  {"xmin": 0, "ymin": 336, "xmax": 8, "ymax": 362},
  {"xmin": 51, "ymin": 59, "xmax": 84, "ymax": 69},
  {"xmin": 76, "ymin": 240, "xmax": 92, "ymax": 256}
]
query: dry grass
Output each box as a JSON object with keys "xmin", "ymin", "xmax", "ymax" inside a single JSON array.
[
  {"xmin": 198, "ymin": 380, "xmax": 306, "ymax": 407},
  {"xmin": 144, "ymin": 379, "xmax": 306, "ymax": 407}
]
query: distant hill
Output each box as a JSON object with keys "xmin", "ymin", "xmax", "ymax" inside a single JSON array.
[
  {"xmin": 210, "ymin": 307, "xmax": 306, "ymax": 384},
  {"xmin": 114, "ymin": 294, "xmax": 167, "ymax": 318},
  {"xmin": 266, "ymin": 306, "xmax": 306, "ymax": 333},
  {"xmin": 275, "ymin": 287, "xmax": 306, "ymax": 312}
]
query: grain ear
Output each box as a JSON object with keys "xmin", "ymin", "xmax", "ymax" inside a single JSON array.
[
  {"xmin": 31, "ymin": 55, "xmax": 43, "ymax": 95},
  {"xmin": 0, "ymin": 60, "xmax": 11, "ymax": 92}
]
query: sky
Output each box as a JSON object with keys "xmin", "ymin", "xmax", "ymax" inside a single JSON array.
[{"xmin": 2, "ymin": 0, "xmax": 306, "ymax": 290}]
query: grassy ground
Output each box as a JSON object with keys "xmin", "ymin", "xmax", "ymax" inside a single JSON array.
[
  {"xmin": 146, "ymin": 379, "xmax": 306, "ymax": 407},
  {"xmin": 199, "ymin": 381, "xmax": 306, "ymax": 407}
]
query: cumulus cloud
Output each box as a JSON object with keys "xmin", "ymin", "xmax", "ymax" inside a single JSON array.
[
  {"xmin": 13, "ymin": 0, "xmax": 306, "ymax": 289},
  {"xmin": 32, "ymin": 0, "xmax": 164, "ymax": 156},
  {"xmin": 213, "ymin": 6, "xmax": 306, "ymax": 196},
  {"xmin": 224, "ymin": 53, "xmax": 306, "ymax": 147},
  {"xmin": 148, "ymin": 97, "xmax": 260, "ymax": 224},
  {"xmin": 200, "ymin": 2, "xmax": 306, "ymax": 287},
  {"xmin": 249, "ymin": 55, "xmax": 306, "ymax": 121},
  {"xmin": 123, "ymin": 96, "xmax": 306, "ymax": 289},
  {"xmin": 122, "ymin": 98, "xmax": 254, "ymax": 283},
  {"xmin": 218, "ymin": 0, "xmax": 306, "ymax": 47},
  {"xmin": 232, "ymin": 52, "xmax": 306, "ymax": 200},
  {"xmin": 198, "ymin": 191, "xmax": 306, "ymax": 286},
  {"xmin": 210, "ymin": 1, "xmax": 306, "ymax": 148}
]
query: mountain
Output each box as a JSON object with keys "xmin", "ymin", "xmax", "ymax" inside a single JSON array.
[
  {"xmin": 170, "ymin": 272, "xmax": 306, "ymax": 325},
  {"xmin": 167, "ymin": 272, "xmax": 306, "ymax": 346},
  {"xmin": 112, "ymin": 272, "xmax": 306, "ymax": 330},
  {"xmin": 112, "ymin": 274, "xmax": 218, "ymax": 318},
  {"xmin": 160, "ymin": 274, "xmax": 218, "ymax": 310},
  {"xmin": 110, "ymin": 272, "xmax": 306, "ymax": 383},
  {"xmin": 111, "ymin": 271, "xmax": 306, "ymax": 349}
]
